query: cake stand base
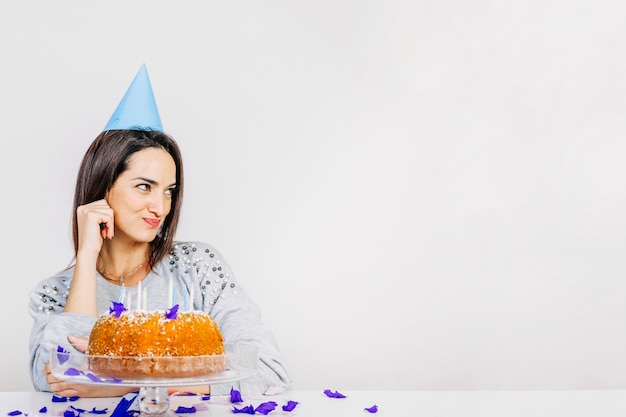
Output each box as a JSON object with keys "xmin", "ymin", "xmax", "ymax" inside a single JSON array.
[{"xmin": 138, "ymin": 386, "xmax": 171, "ymax": 417}]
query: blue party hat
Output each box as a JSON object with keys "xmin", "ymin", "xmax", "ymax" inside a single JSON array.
[{"xmin": 104, "ymin": 64, "xmax": 163, "ymax": 131}]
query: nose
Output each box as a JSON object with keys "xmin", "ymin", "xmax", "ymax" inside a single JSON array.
[{"xmin": 148, "ymin": 195, "xmax": 168, "ymax": 217}]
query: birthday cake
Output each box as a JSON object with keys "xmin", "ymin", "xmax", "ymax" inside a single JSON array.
[{"xmin": 87, "ymin": 303, "xmax": 226, "ymax": 379}]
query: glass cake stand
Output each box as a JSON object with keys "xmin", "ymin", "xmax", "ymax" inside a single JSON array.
[{"xmin": 50, "ymin": 345, "xmax": 258, "ymax": 416}]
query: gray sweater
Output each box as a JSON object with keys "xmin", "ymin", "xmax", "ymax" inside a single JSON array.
[{"xmin": 28, "ymin": 241, "xmax": 291, "ymax": 395}]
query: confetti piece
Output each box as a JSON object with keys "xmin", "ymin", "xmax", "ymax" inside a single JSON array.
[
  {"xmin": 254, "ymin": 401, "xmax": 277, "ymax": 415},
  {"xmin": 64, "ymin": 368, "xmax": 81, "ymax": 376},
  {"xmin": 173, "ymin": 406, "xmax": 196, "ymax": 414},
  {"xmin": 230, "ymin": 387, "xmax": 243, "ymax": 403},
  {"xmin": 324, "ymin": 389, "xmax": 346, "ymax": 398},
  {"xmin": 56, "ymin": 346, "xmax": 70, "ymax": 365},
  {"xmin": 232, "ymin": 405, "xmax": 254, "ymax": 414},
  {"xmin": 85, "ymin": 373, "xmax": 103, "ymax": 383},
  {"xmin": 364, "ymin": 404, "xmax": 378, "ymax": 413},
  {"xmin": 282, "ymin": 401, "xmax": 299, "ymax": 412},
  {"xmin": 109, "ymin": 301, "xmax": 127, "ymax": 318},
  {"xmin": 165, "ymin": 304, "xmax": 179, "ymax": 320},
  {"xmin": 110, "ymin": 393, "xmax": 138, "ymax": 417}
]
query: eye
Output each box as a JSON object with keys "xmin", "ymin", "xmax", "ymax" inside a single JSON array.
[
  {"xmin": 137, "ymin": 183, "xmax": 151, "ymax": 191},
  {"xmin": 165, "ymin": 186, "xmax": 176, "ymax": 196}
]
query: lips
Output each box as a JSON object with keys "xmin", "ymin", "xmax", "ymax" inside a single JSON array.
[{"xmin": 144, "ymin": 218, "xmax": 161, "ymax": 228}]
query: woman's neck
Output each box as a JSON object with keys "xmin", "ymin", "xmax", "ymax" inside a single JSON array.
[{"xmin": 97, "ymin": 241, "xmax": 150, "ymax": 286}]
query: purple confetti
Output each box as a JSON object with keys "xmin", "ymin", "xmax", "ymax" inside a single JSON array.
[
  {"xmin": 324, "ymin": 389, "xmax": 346, "ymax": 398},
  {"xmin": 57, "ymin": 346, "xmax": 70, "ymax": 365},
  {"xmin": 52, "ymin": 395, "xmax": 68, "ymax": 403},
  {"xmin": 86, "ymin": 373, "xmax": 104, "ymax": 382},
  {"xmin": 110, "ymin": 393, "xmax": 138, "ymax": 417},
  {"xmin": 89, "ymin": 408, "xmax": 108, "ymax": 414},
  {"xmin": 232, "ymin": 405, "xmax": 255, "ymax": 414},
  {"xmin": 68, "ymin": 396, "xmax": 80, "ymax": 402},
  {"xmin": 201, "ymin": 395, "xmax": 211, "ymax": 401},
  {"xmin": 109, "ymin": 301, "xmax": 127, "ymax": 318},
  {"xmin": 63, "ymin": 410, "xmax": 77, "ymax": 417},
  {"xmin": 64, "ymin": 368, "xmax": 81, "ymax": 376},
  {"xmin": 39, "ymin": 407, "xmax": 47, "ymax": 413},
  {"xmin": 365, "ymin": 404, "xmax": 378, "ymax": 413},
  {"xmin": 282, "ymin": 401, "xmax": 299, "ymax": 412},
  {"xmin": 230, "ymin": 387, "xmax": 243, "ymax": 403},
  {"xmin": 165, "ymin": 304, "xmax": 179, "ymax": 320},
  {"xmin": 173, "ymin": 406, "xmax": 196, "ymax": 414},
  {"xmin": 255, "ymin": 401, "xmax": 277, "ymax": 415},
  {"xmin": 7, "ymin": 411, "xmax": 22, "ymax": 416}
]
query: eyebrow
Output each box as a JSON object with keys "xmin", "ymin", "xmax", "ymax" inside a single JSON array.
[{"xmin": 132, "ymin": 177, "xmax": 177, "ymax": 187}]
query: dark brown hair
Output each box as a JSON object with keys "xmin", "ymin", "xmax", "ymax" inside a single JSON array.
[{"xmin": 72, "ymin": 129, "xmax": 184, "ymax": 269}]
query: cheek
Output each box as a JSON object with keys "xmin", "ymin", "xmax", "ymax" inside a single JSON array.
[
  {"xmin": 164, "ymin": 199, "xmax": 174, "ymax": 215},
  {"xmin": 124, "ymin": 197, "xmax": 145, "ymax": 212}
]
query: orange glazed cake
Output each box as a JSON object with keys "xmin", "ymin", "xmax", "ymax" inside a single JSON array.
[{"xmin": 87, "ymin": 303, "xmax": 226, "ymax": 379}]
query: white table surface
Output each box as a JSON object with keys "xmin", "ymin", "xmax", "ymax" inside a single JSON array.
[{"xmin": 2, "ymin": 390, "xmax": 626, "ymax": 416}]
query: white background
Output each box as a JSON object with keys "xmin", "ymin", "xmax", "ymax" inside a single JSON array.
[{"xmin": 1, "ymin": 0, "xmax": 626, "ymax": 392}]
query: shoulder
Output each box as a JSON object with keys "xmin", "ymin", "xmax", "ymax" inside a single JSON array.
[
  {"xmin": 29, "ymin": 267, "xmax": 74, "ymax": 314},
  {"xmin": 169, "ymin": 241, "xmax": 221, "ymax": 257},
  {"xmin": 166, "ymin": 241, "xmax": 231, "ymax": 270},
  {"xmin": 31, "ymin": 268, "xmax": 74, "ymax": 293},
  {"xmin": 168, "ymin": 241, "xmax": 226, "ymax": 262}
]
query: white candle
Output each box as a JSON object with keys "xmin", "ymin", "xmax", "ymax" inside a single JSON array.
[
  {"xmin": 118, "ymin": 284, "xmax": 126, "ymax": 303},
  {"xmin": 126, "ymin": 290, "xmax": 132, "ymax": 310},
  {"xmin": 189, "ymin": 283, "xmax": 195, "ymax": 311},
  {"xmin": 168, "ymin": 277, "xmax": 174, "ymax": 307},
  {"xmin": 137, "ymin": 280, "xmax": 142, "ymax": 310},
  {"xmin": 143, "ymin": 286, "xmax": 147, "ymax": 310}
]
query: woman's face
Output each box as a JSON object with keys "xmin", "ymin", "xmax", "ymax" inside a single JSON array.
[{"xmin": 106, "ymin": 147, "xmax": 177, "ymax": 244}]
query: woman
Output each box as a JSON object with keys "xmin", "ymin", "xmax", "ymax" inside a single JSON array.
[{"xmin": 28, "ymin": 67, "xmax": 290, "ymax": 398}]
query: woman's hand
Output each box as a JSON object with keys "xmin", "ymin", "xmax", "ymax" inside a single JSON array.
[
  {"xmin": 44, "ymin": 336, "xmax": 135, "ymax": 398},
  {"xmin": 63, "ymin": 199, "xmax": 115, "ymax": 317},
  {"xmin": 76, "ymin": 199, "xmax": 115, "ymax": 255},
  {"xmin": 43, "ymin": 362, "xmax": 136, "ymax": 398},
  {"xmin": 65, "ymin": 200, "xmax": 114, "ymax": 316}
]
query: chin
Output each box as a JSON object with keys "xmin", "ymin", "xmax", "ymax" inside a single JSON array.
[{"xmin": 134, "ymin": 232, "xmax": 159, "ymax": 243}]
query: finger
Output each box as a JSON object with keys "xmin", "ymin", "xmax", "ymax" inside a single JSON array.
[
  {"xmin": 95, "ymin": 199, "xmax": 115, "ymax": 239},
  {"xmin": 100, "ymin": 222, "xmax": 109, "ymax": 240},
  {"xmin": 68, "ymin": 336, "xmax": 88, "ymax": 352},
  {"xmin": 54, "ymin": 388, "xmax": 80, "ymax": 398},
  {"xmin": 78, "ymin": 203, "xmax": 115, "ymax": 241},
  {"xmin": 46, "ymin": 372, "xmax": 60, "ymax": 385},
  {"xmin": 98, "ymin": 215, "xmax": 114, "ymax": 240}
]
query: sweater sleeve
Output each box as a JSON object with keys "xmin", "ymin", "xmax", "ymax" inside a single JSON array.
[
  {"xmin": 183, "ymin": 242, "xmax": 291, "ymax": 395},
  {"xmin": 28, "ymin": 275, "xmax": 97, "ymax": 392}
]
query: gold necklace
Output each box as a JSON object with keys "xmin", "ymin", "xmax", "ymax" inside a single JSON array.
[{"xmin": 100, "ymin": 263, "xmax": 145, "ymax": 285}]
